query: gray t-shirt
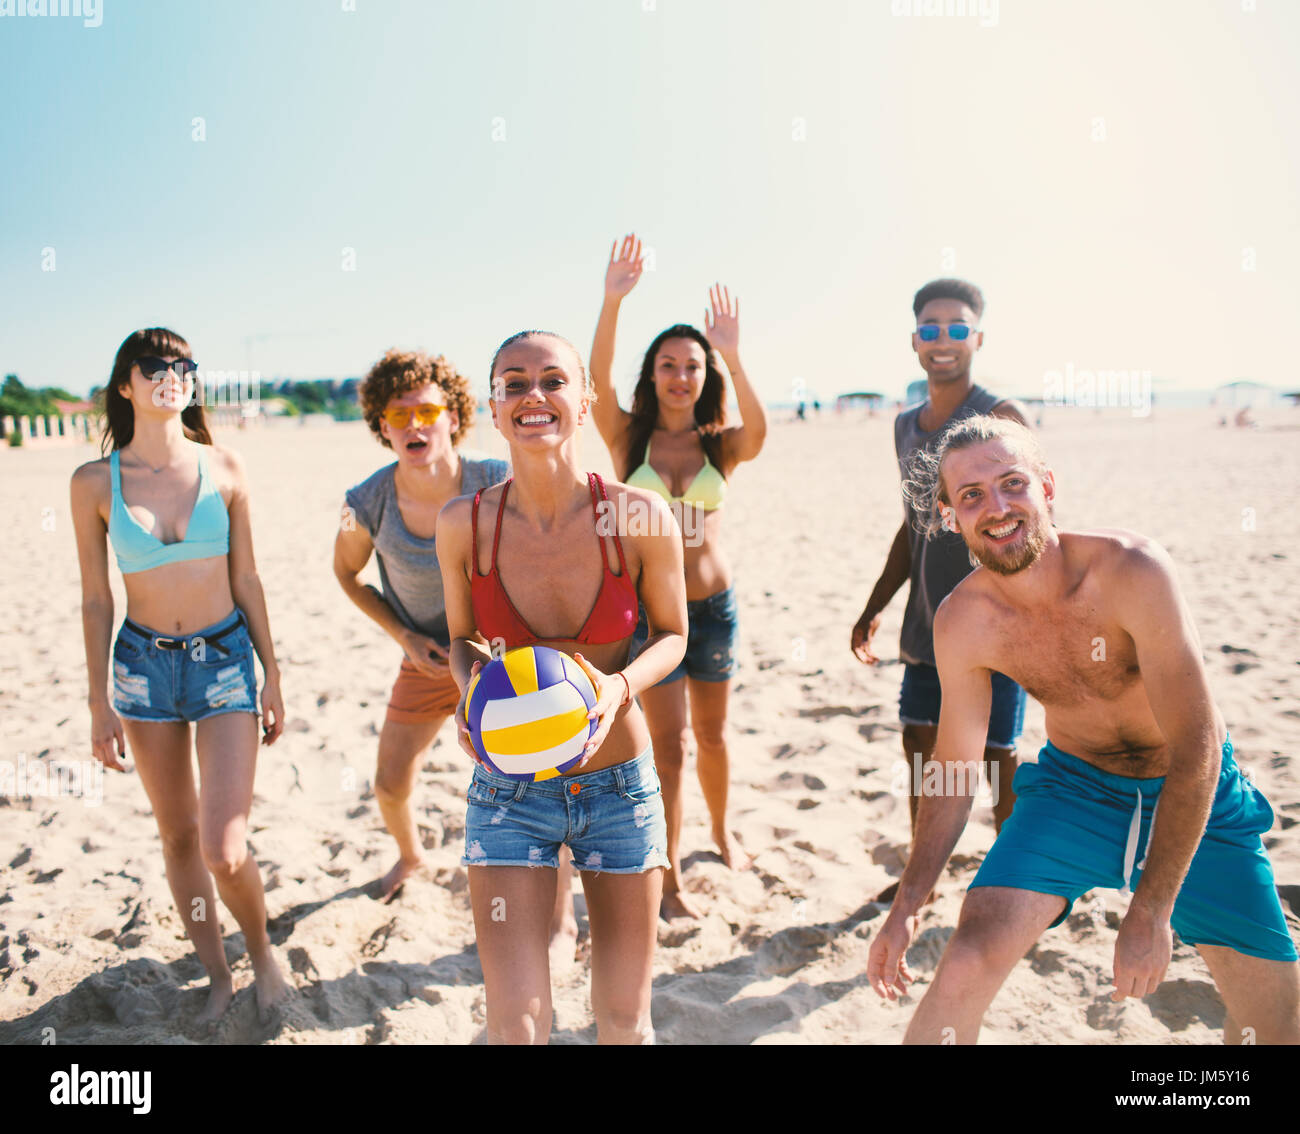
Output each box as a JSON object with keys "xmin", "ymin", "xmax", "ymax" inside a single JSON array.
[
  {"xmin": 894, "ymin": 384, "xmax": 1003, "ymax": 667},
  {"xmin": 345, "ymin": 455, "xmax": 509, "ymax": 647}
]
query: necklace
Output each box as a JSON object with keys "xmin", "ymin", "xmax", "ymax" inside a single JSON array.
[{"xmin": 127, "ymin": 450, "xmax": 179, "ymax": 474}]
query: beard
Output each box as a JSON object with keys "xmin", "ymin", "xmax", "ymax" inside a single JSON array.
[{"xmin": 966, "ymin": 511, "xmax": 1049, "ymax": 576}]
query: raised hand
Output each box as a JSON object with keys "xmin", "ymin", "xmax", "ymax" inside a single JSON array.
[
  {"xmin": 605, "ymin": 234, "xmax": 645, "ymax": 300},
  {"xmin": 704, "ymin": 283, "xmax": 739, "ymax": 358}
]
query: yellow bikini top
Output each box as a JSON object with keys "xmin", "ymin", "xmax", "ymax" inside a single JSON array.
[{"xmin": 626, "ymin": 437, "xmax": 727, "ymax": 511}]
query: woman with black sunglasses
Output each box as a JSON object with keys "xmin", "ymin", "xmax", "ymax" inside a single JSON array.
[{"xmin": 70, "ymin": 327, "xmax": 288, "ymax": 1028}]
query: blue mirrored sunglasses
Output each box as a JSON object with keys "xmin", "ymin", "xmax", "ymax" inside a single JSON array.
[{"xmin": 917, "ymin": 323, "xmax": 973, "ymax": 342}]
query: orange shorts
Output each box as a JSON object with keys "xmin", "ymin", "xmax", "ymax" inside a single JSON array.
[{"xmin": 385, "ymin": 656, "xmax": 461, "ymax": 725}]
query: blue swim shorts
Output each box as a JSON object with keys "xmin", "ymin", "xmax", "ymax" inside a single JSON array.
[
  {"xmin": 899, "ymin": 662, "xmax": 1026, "ymax": 749},
  {"xmin": 970, "ymin": 735, "xmax": 1298, "ymax": 962},
  {"xmin": 462, "ymin": 745, "xmax": 670, "ymax": 875},
  {"xmin": 629, "ymin": 585, "xmax": 738, "ymax": 686},
  {"xmin": 112, "ymin": 609, "xmax": 260, "ymax": 724}
]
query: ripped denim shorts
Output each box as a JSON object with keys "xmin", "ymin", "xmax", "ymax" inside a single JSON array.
[
  {"xmin": 112, "ymin": 608, "xmax": 259, "ymax": 723},
  {"xmin": 630, "ymin": 585, "xmax": 738, "ymax": 685},
  {"xmin": 462, "ymin": 745, "xmax": 669, "ymax": 874}
]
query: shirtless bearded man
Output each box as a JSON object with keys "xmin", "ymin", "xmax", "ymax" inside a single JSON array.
[{"xmin": 866, "ymin": 415, "xmax": 1299, "ymax": 1045}]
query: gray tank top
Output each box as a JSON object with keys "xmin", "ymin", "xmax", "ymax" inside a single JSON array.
[
  {"xmin": 345, "ymin": 454, "xmax": 509, "ymax": 646},
  {"xmin": 894, "ymin": 385, "xmax": 1002, "ymax": 667}
]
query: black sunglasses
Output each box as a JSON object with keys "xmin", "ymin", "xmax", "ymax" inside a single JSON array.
[{"xmin": 135, "ymin": 356, "xmax": 198, "ymax": 380}]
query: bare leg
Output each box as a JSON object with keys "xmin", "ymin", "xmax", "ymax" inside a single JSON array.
[
  {"xmin": 983, "ymin": 743, "xmax": 1018, "ymax": 833},
  {"xmin": 549, "ymin": 847, "xmax": 578, "ymax": 971},
  {"xmin": 688, "ymin": 677, "xmax": 750, "ymax": 871},
  {"xmin": 639, "ymin": 678, "xmax": 699, "ymax": 919},
  {"xmin": 126, "ymin": 719, "xmax": 233, "ymax": 1026},
  {"xmin": 582, "ymin": 867, "xmax": 663, "ymax": 1044},
  {"xmin": 903, "ymin": 886, "xmax": 1065, "ymax": 1044},
  {"xmin": 374, "ymin": 715, "xmax": 444, "ymax": 901},
  {"xmin": 1197, "ymin": 944, "xmax": 1300, "ymax": 1045},
  {"xmin": 469, "ymin": 865, "xmax": 557, "ymax": 1044},
  {"xmin": 195, "ymin": 710, "xmax": 288, "ymax": 1023}
]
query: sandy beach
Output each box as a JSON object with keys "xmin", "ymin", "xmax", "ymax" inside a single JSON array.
[{"xmin": 1, "ymin": 405, "xmax": 1297, "ymax": 1045}]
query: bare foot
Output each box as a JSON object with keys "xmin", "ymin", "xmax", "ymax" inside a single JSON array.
[
  {"xmin": 872, "ymin": 880, "xmax": 936, "ymax": 906},
  {"xmin": 195, "ymin": 974, "xmax": 235, "ymax": 1029},
  {"xmin": 660, "ymin": 890, "xmax": 703, "ymax": 921},
  {"xmin": 713, "ymin": 828, "xmax": 752, "ymax": 871},
  {"xmin": 379, "ymin": 855, "xmax": 425, "ymax": 904},
  {"xmin": 250, "ymin": 949, "xmax": 290, "ymax": 1025}
]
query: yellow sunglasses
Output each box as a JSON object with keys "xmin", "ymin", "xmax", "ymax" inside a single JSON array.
[{"xmin": 382, "ymin": 403, "xmax": 448, "ymax": 428}]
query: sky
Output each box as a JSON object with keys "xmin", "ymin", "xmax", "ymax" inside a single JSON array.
[{"xmin": 2, "ymin": 0, "xmax": 1297, "ymax": 406}]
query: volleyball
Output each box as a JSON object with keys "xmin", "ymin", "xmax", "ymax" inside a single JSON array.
[{"xmin": 465, "ymin": 646, "xmax": 599, "ymax": 780}]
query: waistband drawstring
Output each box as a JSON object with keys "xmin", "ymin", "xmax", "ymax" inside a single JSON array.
[{"xmin": 1121, "ymin": 790, "xmax": 1160, "ymax": 895}]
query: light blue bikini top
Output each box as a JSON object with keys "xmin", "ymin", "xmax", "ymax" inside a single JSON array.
[{"xmin": 109, "ymin": 447, "xmax": 230, "ymax": 574}]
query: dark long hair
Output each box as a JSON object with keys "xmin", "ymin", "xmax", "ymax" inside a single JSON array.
[
  {"xmin": 622, "ymin": 324, "xmax": 726, "ymax": 480},
  {"xmin": 99, "ymin": 328, "xmax": 213, "ymax": 454}
]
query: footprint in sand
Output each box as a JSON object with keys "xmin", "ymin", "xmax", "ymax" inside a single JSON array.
[
  {"xmin": 1144, "ymin": 978, "xmax": 1226, "ymax": 1032},
  {"xmin": 854, "ymin": 789, "xmax": 899, "ymax": 821},
  {"xmin": 797, "ymin": 704, "xmax": 880, "ymax": 723},
  {"xmin": 752, "ymin": 924, "xmax": 836, "ymax": 977},
  {"xmin": 361, "ymin": 918, "xmax": 399, "ymax": 958},
  {"xmin": 287, "ymin": 946, "xmax": 320, "ymax": 980}
]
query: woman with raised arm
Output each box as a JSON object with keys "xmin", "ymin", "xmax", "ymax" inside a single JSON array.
[
  {"xmin": 437, "ymin": 330, "xmax": 686, "ymax": 1045},
  {"xmin": 69, "ymin": 328, "xmax": 288, "ymax": 1027},
  {"xmin": 589, "ymin": 233, "xmax": 768, "ymax": 919}
]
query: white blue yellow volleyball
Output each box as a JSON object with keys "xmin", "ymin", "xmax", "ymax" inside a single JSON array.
[{"xmin": 466, "ymin": 646, "xmax": 598, "ymax": 780}]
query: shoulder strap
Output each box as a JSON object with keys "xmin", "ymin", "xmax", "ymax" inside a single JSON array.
[
  {"xmin": 590, "ymin": 473, "xmax": 628, "ymax": 576},
  {"xmin": 471, "ymin": 488, "xmax": 483, "ymax": 575},
  {"xmin": 110, "ymin": 449, "xmax": 122, "ymax": 501},
  {"xmin": 893, "ymin": 406, "xmax": 916, "ymax": 459},
  {"xmin": 966, "ymin": 384, "xmax": 1001, "ymax": 415},
  {"xmin": 490, "ymin": 480, "xmax": 512, "ymax": 570},
  {"xmin": 586, "ymin": 473, "xmax": 610, "ymax": 571}
]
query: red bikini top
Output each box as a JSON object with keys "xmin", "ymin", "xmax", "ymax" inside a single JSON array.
[{"xmin": 470, "ymin": 473, "xmax": 638, "ymax": 649}]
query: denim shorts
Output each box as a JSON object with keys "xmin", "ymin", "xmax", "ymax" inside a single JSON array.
[
  {"xmin": 462, "ymin": 745, "xmax": 670, "ymax": 874},
  {"xmin": 112, "ymin": 609, "xmax": 259, "ymax": 724},
  {"xmin": 899, "ymin": 662, "xmax": 1026, "ymax": 749},
  {"xmin": 971, "ymin": 736, "xmax": 1297, "ymax": 962},
  {"xmin": 630, "ymin": 585, "xmax": 738, "ymax": 686}
]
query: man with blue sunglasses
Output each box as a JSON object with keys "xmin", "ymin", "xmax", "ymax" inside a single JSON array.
[{"xmin": 851, "ymin": 278, "xmax": 1031, "ymax": 902}]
